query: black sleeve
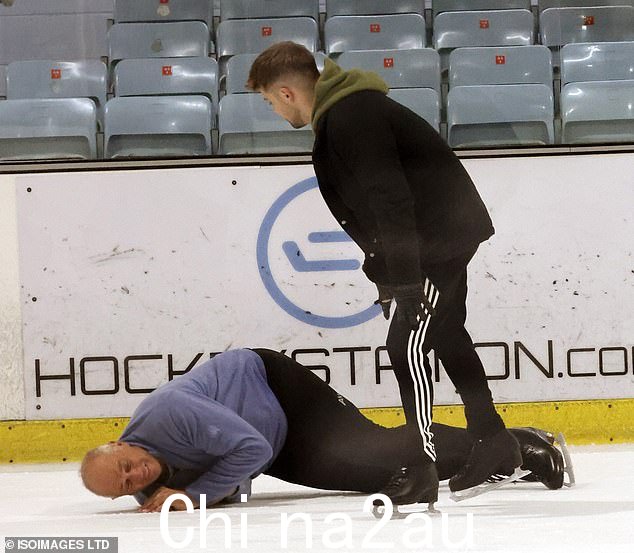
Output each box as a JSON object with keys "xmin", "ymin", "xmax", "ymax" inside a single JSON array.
[{"xmin": 328, "ymin": 96, "xmax": 422, "ymax": 286}]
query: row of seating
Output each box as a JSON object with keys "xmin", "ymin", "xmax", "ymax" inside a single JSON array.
[{"xmin": 1, "ymin": 40, "xmax": 631, "ymax": 159}]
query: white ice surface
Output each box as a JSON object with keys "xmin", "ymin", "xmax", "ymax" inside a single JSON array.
[{"xmin": 1, "ymin": 445, "xmax": 633, "ymax": 553}]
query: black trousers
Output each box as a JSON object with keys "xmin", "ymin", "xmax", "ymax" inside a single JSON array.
[
  {"xmin": 255, "ymin": 349, "xmax": 474, "ymax": 493},
  {"xmin": 386, "ymin": 250, "xmax": 505, "ymax": 464}
]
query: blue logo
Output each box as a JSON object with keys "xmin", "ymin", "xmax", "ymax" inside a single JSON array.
[{"xmin": 256, "ymin": 177, "xmax": 381, "ymax": 328}]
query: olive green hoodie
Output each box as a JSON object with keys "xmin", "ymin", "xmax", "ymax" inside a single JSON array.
[{"xmin": 311, "ymin": 58, "xmax": 389, "ymax": 131}]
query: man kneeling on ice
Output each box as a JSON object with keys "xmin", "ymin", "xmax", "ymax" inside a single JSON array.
[{"xmin": 80, "ymin": 349, "xmax": 567, "ymax": 512}]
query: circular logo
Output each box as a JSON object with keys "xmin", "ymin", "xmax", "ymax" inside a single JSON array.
[
  {"xmin": 257, "ymin": 177, "xmax": 380, "ymax": 328},
  {"xmin": 5, "ymin": 539, "xmax": 15, "ymax": 550}
]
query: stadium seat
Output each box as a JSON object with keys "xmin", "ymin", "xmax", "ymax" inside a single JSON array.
[
  {"xmin": 338, "ymin": 49, "xmax": 440, "ymax": 94},
  {"xmin": 114, "ymin": 57, "xmax": 218, "ymax": 112},
  {"xmin": 387, "ymin": 89, "xmax": 441, "ymax": 131},
  {"xmin": 538, "ymin": 0, "xmax": 633, "ymax": 13},
  {"xmin": 7, "ymin": 60, "xmax": 108, "ymax": 129},
  {"xmin": 447, "ymin": 85, "xmax": 554, "ymax": 147},
  {"xmin": 449, "ymin": 46, "xmax": 553, "ymax": 88},
  {"xmin": 561, "ymin": 80, "xmax": 634, "ymax": 144},
  {"xmin": 0, "ymin": 14, "xmax": 110, "ymax": 66},
  {"xmin": 561, "ymin": 41, "xmax": 634, "ymax": 85},
  {"xmin": 217, "ymin": 17, "xmax": 319, "ymax": 63},
  {"xmin": 0, "ymin": 0, "xmax": 113, "ymax": 16},
  {"xmin": 326, "ymin": 0, "xmax": 425, "ymax": 18},
  {"xmin": 540, "ymin": 6, "xmax": 634, "ymax": 48},
  {"xmin": 108, "ymin": 21, "xmax": 211, "ymax": 67},
  {"xmin": 560, "ymin": 42, "xmax": 634, "ymax": 145},
  {"xmin": 434, "ymin": 10, "xmax": 534, "ymax": 69},
  {"xmin": 225, "ymin": 52, "xmax": 327, "ymax": 94},
  {"xmin": 432, "ymin": 0, "xmax": 530, "ymax": 19},
  {"xmin": 218, "ymin": 94, "xmax": 314, "ymax": 154},
  {"xmin": 114, "ymin": 0, "xmax": 213, "ymax": 26},
  {"xmin": 0, "ymin": 98, "xmax": 97, "ymax": 160},
  {"xmin": 104, "ymin": 96, "xmax": 213, "ymax": 158},
  {"xmin": 220, "ymin": 0, "xmax": 319, "ymax": 22},
  {"xmin": 325, "ymin": 14, "xmax": 426, "ymax": 55}
]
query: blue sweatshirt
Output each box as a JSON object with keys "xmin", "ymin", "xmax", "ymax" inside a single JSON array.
[{"xmin": 120, "ymin": 349, "xmax": 288, "ymax": 505}]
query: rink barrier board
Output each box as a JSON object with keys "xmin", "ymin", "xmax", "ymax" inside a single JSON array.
[{"xmin": 1, "ymin": 398, "xmax": 633, "ymax": 464}]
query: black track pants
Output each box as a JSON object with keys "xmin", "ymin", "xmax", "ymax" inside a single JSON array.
[
  {"xmin": 386, "ymin": 250, "xmax": 505, "ymax": 464},
  {"xmin": 254, "ymin": 349, "xmax": 474, "ymax": 493}
]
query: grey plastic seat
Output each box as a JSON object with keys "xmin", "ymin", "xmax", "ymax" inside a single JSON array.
[
  {"xmin": 447, "ymin": 84, "xmax": 554, "ymax": 147},
  {"xmin": 538, "ymin": 0, "xmax": 633, "ymax": 13},
  {"xmin": 221, "ymin": 0, "xmax": 319, "ymax": 22},
  {"xmin": 432, "ymin": 0, "xmax": 530, "ymax": 19},
  {"xmin": 388, "ymin": 89, "xmax": 441, "ymax": 131},
  {"xmin": 104, "ymin": 95, "xmax": 213, "ymax": 158},
  {"xmin": 325, "ymin": 14, "xmax": 426, "ymax": 55},
  {"xmin": 449, "ymin": 46, "xmax": 553, "ymax": 88},
  {"xmin": 225, "ymin": 52, "xmax": 327, "ymax": 94},
  {"xmin": 7, "ymin": 60, "xmax": 108, "ymax": 129},
  {"xmin": 326, "ymin": 0, "xmax": 425, "ymax": 18},
  {"xmin": 114, "ymin": 57, "xmax": 218, "ymax": 113},
  {"xmin": 561, "ymin": 80, "xmax": 634, "ymax": 144},
  {"xmin": 0, "ymin": 0, "xmax": 113, "ymax": 16},
  {"xmin": 561, "ymin": 42, "xmax": 634, "ymax": 86},
  {"xmin": 338, "ymin": 49, "xmax": 440, "ymax": 94},
  {"xmin": 540, "ymin": 6, "xmax": 634, "ymax": 48},
  {"xmin": 108, "ymin": 22, "xmax": 211, "ymax": 67},
  {"xmin": 218, "ymin": 94, "xmax": 314, "ymax": 154},
  {"xmin": 0, "ymin": 13, "xmax": 110, "ymax": 66},
  {"xmin": 434, "ymin": 10, "xmax": 534, "ymax": 69},
  {"xmin": 217, "ymin": 17, "xmax": 319, "ymax": 62},
  {"xmin": 0, "ymin": 98, "xmax": 97, "ymax": 160},
  {"xmin": 114, "ymin": 0, "xmax": 213, "ymax": 26}
]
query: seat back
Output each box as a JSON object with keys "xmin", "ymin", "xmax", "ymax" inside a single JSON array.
[
  {"xmin": 225, "ymin": 52, "xmax": 326, "ymax": 94},
  {"xmin": 114, "ymin": 0, "xmax": 213, "ymax": 26},
  {"xmin": 221, "ymin": 0, "xmax": 319, "ymax": 22},
  {"xmin": 387, "ymin": 89, "xmax": 441, "ymax": 130},
  {"xmin": 325, "ymin": 14, "xmax": 426, "ymax": 55},
  {"xmin": 538, "ymin": 0, "xmax": 633, "ymax": 13},
  {"xmin": 338, "ymin": 49, "xmax": 440, "ymax": 94},
  {"xmin": 432, "ymin": 0, "xmax": 530, "ymax": 19},
  {"xmin": 561, "ymin": 42, "xmax": 634, "ymax": 85},
  {"xmin": 449, "ymin": 46, "xmax": 552, "ymax": 87},
  {"xmin": 0, "ymin": 98, "xmax": 97, "ymax": 160},
  {"xmin": 447, "ymin": 84, "xmax": 554, "ymax": 147},
  {"xmin": 108, "ymin": 21, "xmax": 211, "ymax": 66},
  {"xmin": 114, "ymin": 57, "xmax": 218, "ymax": 110},
  {"xmin": 218, "ymin": 94, "xmax": 314, "ymax": 154},
  {"xmin": 7, "ymin": 60, "xmax": 108, "ymax": 127},
  {"xmin": 104, "ymin": 95, "xmax": 213, "ymax": 158},
  {"xmin": 561, "ymin": 81, "xmax": 634, "ymax": 144},
  {"xmin": 540, "ymin": 6, "xmax": 634, "ymax": 47},
  {"xmin": 326, "ymin": 0, "xmax": 425, "ymax": 18},
  {"xmin": 0, "ymin": 0, "xmax": 113, "ymax": 16},
  {"xmin": 217, "ymin": 17, "xmax": 319, "ymax": 60}
]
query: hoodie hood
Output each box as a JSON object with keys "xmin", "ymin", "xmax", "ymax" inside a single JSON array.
[{"xmin": 311, "ymin": 58, "xmax": 389, "ymax": 130}]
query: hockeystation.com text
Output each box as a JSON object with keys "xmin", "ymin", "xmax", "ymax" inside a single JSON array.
[{"xmin": 159, "ymin": 494, "xmax": 475, "ymax": 550}]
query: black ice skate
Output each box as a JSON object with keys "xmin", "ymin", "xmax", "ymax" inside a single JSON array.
[
  {"xmin": 372, "ymin": 462, "xmax": 439, "ymax": 517},
  {"xmin": 509, "ymin": 427, "xmax": 575, "ymax": 489},
  {"xmin": 449, "ymin": 429, "xmax": 527, "ymax": 502}
]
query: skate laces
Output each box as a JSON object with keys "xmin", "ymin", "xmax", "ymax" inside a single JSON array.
[{"xmin": 380, "ymin": 467, "xmax": 409, "ymax": 495}]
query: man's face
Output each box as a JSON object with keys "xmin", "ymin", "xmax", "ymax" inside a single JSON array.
[
  {"xmin": 260, "ymin": 87, "xmax": 307, "ymax": 129},
  {"xmin": 85, "ymin": 442, "xmax": 163, "ymax": 498}
]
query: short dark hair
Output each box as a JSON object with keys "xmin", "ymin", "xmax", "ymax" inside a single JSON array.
[{"xmin": 247, "ymin": 41, "xmax": 319, "ymax": 91}]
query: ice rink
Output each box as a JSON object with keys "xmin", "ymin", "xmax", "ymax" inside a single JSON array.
[{"xmin": 1, "ymin": 444, "xmax": 633, "ymax": 553}]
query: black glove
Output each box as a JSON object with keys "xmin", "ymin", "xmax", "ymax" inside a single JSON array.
[
  {"xmin": 373, "ymin": 283, "xmax": 393, "ymax": 320},
  {"xmin": 392, "ymin": 283, "xmax": 438, "ymax": 331}
]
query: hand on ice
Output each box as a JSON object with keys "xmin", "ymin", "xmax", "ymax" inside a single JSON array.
[{"xmin": 138, "ymin": 486, "xmax": 192, "ymax": 513}]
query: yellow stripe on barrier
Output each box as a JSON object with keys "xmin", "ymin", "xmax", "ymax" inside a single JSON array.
[{"xmin": 1, "ymin": 399, "xmax": 633, "ymax": 464}]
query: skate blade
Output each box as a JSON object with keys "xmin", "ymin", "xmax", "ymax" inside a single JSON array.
[
  {"xmin": 372, "ymin": 502, "xmax": 441, "ymax": 520},
  {"xmin": 555, "ymin": 432, "xmax": 576, "ymax": 488},
  {"xmin": 450, "ymin": 467, "xmax": 532, "ymax": 502}
]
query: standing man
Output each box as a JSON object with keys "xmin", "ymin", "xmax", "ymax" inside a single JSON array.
[{"xmin": 247, "ymin": 42, "xmax": 522, "ymax": 507}]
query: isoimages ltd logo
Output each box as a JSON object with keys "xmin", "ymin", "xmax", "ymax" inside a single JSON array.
[{"xmin": 158, "ymin": 494, "xmax": 475, "ymax": 550}]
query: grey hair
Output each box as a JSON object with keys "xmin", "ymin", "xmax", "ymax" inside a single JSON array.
[{"xmin": 79, "ymin": 443, "xmax": 117, "ymax": 496}]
